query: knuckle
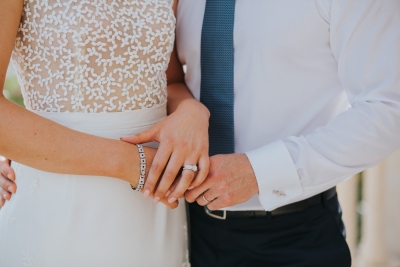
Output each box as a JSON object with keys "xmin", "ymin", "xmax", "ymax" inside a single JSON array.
[
  {"xmin": 163, "ymin": 170, "xmax": 176, "ymax": 180},
  {"xmin": 173, "ymin": 188, "xmax": 185, "ymax": 198},
  {"xmin": 144, "ymin": 181, "xmax": 156, "ymax": 190},
  {"xmin": 0, "ymin": 177, "xmax": 7, "ymax": 188},
  {"xmin": 150, "ymin": 163, "xmax": 163, "ymax": 174},
  {"xmin": 218, "ymin": 182, "xmax": 227, "ymax": 192},
  {"xmin": 190, "ymin": 180, "xmax": 202, "ymax": 187},
  {"xmin": 163, "ymin": 136, "xmax": 173, "ymax": 143},
  {"xmin": 154, "ymin": 189, "xmax": 166, "ymax": 198},
  {"xmin": 181, "ymin": 174, "xmax": 194, "ymax": 182},
  {"xmin": 0, "ymin": 191, "xmax": 7, "ymax": 200},
  {"xmin": 196, "ymin": 199, "xmax": 205, "ymax": 206},
  {"xmin": 184, "ymin": 191, "xmax": 191, "ymax": 200},
  {"xmin": 185, "ymin": 194, "xmax": 195, "ymax": 203},
  {"xmin": 223, "ymin": 196, "xmax": 232, "ymax": 206},
  {"xmin": 180, "ymin": 140, "xmax": 188, "ymax": 148}
]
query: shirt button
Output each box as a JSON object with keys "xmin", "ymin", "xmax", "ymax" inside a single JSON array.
[{"xmin": 272, "ymin": 190, "xmax": 286, "ymax": 197}]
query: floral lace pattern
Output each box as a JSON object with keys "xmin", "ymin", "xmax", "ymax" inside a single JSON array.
[{"xmin": 12, "ymin": 0, "xmax": 175, "ymax": 112}]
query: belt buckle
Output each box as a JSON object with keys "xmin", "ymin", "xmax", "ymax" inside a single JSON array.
[{"xmin": 204, "ymin": 207, "xmax": 226, "ymax": 220}]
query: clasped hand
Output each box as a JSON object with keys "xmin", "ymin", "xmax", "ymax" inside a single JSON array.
[
  {"xmin": 0, "ymin": 98, "xmax": 259, "ymax": 210},
  {"xmin": 1, "ymin": 154, "xmax": 260, "ymax": 210},
  {"xmin": 121, "ymin": 98, "xmax": 210, "ymax": 207}
]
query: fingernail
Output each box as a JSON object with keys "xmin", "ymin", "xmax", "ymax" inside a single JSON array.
[
  {"xmin": 7, "ymin": 174, "xmax": 12, "ymax": 180},
  {"xmin": 188, "ymin": 186, "xmax": 195, "ymax": 190},
  {"xmin": 3, "ymin": 193, "xmax": 7, "ymax": 200},
  {"xmin": 8, "ymin": 186, "xmax": 15, "ymax": 194},
  {"xmin": 168, "ymin": 197, "xmax": 177, "ymax": 203},
  {"xmin": 143, "ymin": 190, "xmax": 150, "ymax": 198},
  {"xmin": 165, "ymin": 190, "xmax": 171, "ymax": 197},
  {"xmin": 154, "ymin": 197, "xmax": 160, "ymax": 203}
]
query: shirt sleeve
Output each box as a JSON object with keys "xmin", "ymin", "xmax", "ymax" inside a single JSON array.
[{"xmin": 246, "ymin": 0, "xmax": 400, "ymax": 211}]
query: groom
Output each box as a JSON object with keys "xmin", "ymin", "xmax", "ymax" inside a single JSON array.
[{"xmin": 176, "ymin": 0, "xmax": 400, "ymax": 266}]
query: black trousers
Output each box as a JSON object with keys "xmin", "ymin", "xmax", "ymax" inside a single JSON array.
[{"xmin": 189, "ymin": 194, "xmax": 351, "ymax": 267}]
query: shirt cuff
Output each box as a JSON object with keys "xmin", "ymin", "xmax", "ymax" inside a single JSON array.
[{"xmin": 245, "ymin": 140, "xmax": 303, "ymax": 211}]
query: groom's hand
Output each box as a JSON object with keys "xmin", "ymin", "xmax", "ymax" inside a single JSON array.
[{"xmin": 185, "ymin": 154, "xmax": 259, "ymax": 210}]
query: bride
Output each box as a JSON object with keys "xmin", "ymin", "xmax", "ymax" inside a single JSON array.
[{"xmin": 0, "ymin": 0, "xmax": 209, "ymax": 266}]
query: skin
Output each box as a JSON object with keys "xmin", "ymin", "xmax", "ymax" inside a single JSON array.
[
  {"xmin": 0, "ymin": 0, "xmax": 209, "ymax": 208},
  {"xmin": 185, "ymin": 154, "xmax": 259, "ymax": 210},
  {"xmin": 0, "ymin": 159, "xmax": 15, "ymax": 206}
]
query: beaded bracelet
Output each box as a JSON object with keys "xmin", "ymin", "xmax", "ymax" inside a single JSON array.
[{"xmin": 131, "ymin": 144, "xmax": 146, "ymax": 192}]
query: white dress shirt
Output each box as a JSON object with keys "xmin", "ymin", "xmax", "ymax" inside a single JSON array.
[{"xmin": 176, "ymin": 0, "xmax": 400, "ymax": 211}]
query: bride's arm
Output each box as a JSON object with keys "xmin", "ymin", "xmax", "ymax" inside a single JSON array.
[{"xmin": 0, "ymin": 0, "xmax": 177, "ymax": 208}]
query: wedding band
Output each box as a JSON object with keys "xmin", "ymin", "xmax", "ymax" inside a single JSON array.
[
  {"xmin": 182, "ymin": 164, "xmax": 198, "ymax": 172},
  {"xmin": 202, "ymin": 194, "xmax": 212, "ymax": 203}
]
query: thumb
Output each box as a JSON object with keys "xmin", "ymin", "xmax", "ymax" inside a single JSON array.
[{"xmin": 120, "ymin": 126, "xmax": 158, "ymax": 144}]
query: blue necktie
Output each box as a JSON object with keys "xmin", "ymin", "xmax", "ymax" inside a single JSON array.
[{"xmin": 200, "ymin": 0, "xmax": 236, "ymax": 156}]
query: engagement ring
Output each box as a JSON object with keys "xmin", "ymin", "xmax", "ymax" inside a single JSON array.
[{"xmin": 182, "ymin": 164, "xmax": 198, "ymax": 172}]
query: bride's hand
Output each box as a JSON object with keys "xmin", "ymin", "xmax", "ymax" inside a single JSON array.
[
  {"xmin": 121, "ymin": 98, "xmax": 210, "ymax": 204},
  {"xmin": 0, "ymin": 158, "xmax": 17, "ymax": 206}
]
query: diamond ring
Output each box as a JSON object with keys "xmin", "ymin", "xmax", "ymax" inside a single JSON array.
[{"xmin": 182, "ymin": 164, "xmax": 198, "ymax": 172}]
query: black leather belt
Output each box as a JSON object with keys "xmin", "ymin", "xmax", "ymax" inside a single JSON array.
[{"xmin": 204, "ymin": 187, "xmax": 336, "ymax": 220}]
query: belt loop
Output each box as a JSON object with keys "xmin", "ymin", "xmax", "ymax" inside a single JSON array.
[{"xmin": 321, "ymin": 191, "xmax": 328, "ymax": 209}]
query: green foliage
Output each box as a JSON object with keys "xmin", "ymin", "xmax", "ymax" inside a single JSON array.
[{"xmin": 3, "ymin": 75, "xmax": 24, "ymax": 107}]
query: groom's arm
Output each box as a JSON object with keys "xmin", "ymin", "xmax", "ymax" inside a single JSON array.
[{"xmin": 187, "ymin": 0, "xmax": 400, "ymax": 211}]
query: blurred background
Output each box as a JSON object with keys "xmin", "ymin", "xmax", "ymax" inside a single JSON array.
[
  {"xmin": 3, "ymin": 65, "xmax": 400, "ymax": 267},
  {"xmin": 4, "ymin": 65, "xmax": 24, "ymax": 108}
]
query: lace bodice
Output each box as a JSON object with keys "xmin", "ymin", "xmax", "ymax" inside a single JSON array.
[{"xmin": 12, "ymin": 0, "xmax": 175, "ymax": 113}]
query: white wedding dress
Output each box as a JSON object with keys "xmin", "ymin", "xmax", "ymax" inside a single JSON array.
[{"xmin": 0, "ymin": 0, "xmax": 190, "ymax": 266}]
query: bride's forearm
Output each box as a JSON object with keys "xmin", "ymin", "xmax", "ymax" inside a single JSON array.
[{"xmin": 0, "ymin": 98, "xmax": 155, "ymax": 186}]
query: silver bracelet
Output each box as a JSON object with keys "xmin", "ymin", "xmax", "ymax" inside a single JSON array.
[{"xmin": 131, "ymin": 144, "xmax": 146, "ymax": 192}]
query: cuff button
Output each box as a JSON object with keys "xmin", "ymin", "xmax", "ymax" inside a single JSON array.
[{"xmin": 272, "ymin": 190, "xmax": 286, "ymax": 197}]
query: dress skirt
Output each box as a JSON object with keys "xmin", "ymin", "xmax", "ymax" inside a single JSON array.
[{"xmin": 0, "ymin": 103, "xmax": 190, "ymax": 267}]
